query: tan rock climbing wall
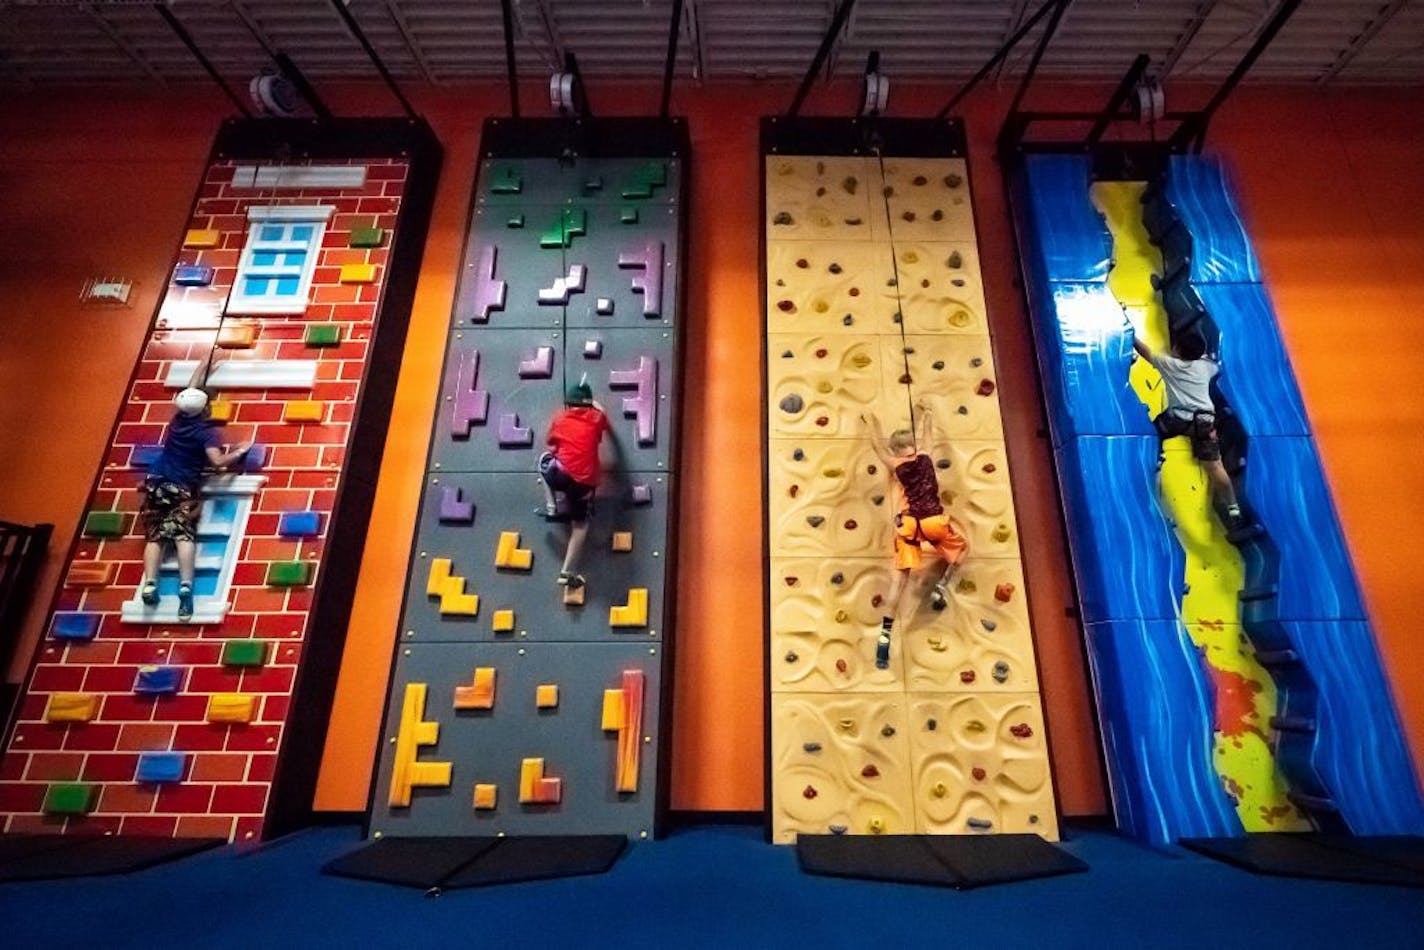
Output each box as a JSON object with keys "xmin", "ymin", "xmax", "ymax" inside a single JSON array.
[{"xmin": 764, "ymin": 154, "xmax": 1059, "ymax": 843}]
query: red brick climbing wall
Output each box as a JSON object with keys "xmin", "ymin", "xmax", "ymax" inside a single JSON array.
[{"xmin": 0, "ymin": 158, "xmax": 408, "ymax": 841}]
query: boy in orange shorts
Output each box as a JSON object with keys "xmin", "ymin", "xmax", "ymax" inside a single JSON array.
[{"xmin": 863, "ymin": 407, "xmax": 969, "ymax": 669}]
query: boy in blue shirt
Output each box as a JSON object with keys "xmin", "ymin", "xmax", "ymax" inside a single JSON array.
[{"xmin": 139, "ymin": 365, "xmax": 250, "ymax": 621}]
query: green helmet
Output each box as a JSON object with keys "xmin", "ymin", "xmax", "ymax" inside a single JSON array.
[{"xmin": 565, "ymin": 381, "xmax": 593, "ymax": 406}]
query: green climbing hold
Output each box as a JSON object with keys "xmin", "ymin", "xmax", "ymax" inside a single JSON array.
[
  {"xmin": 540, "ymin": 208, "xmax": 587, "ymax": 248},
  {"xmin": 43, "ymin": 783, "xmax": 95, "ymax": 815},
  {"xmin": 490, "ymin": 166, "xmax": 521, "ymax": 194},
  {"xmin": 221, "ymin": 640, "xmax": 269, "ymax": 668},
  {"xmin": 305, "ymin": 324, "xmax": 342, "ymax": 347},
  {"xmin": 83, "ymin": 510, "xmax": 125, "ymax": 538},
  {"xmin": 620, "ymin": 208, "xmax": 639, "ymax": 224},
  {"xmin": 349, "ymin": 226, "xmax": 385, "ymax": 248},
  {"xmin": 621, "ymin": 161, "xmax": 667, "ymax": 199},
  {"xmin": 266, "ymin": 561, "xmax": 312, "ymax": 587},
  {"xmin": 506, "ymin": 214, "xmax": 525, "ymax": 229}
]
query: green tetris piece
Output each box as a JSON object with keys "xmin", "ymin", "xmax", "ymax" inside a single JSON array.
[
  {"xmin": 43, "ymin": 783, "xmax": 95, "ymax": 815},
  {"xmin": 304, "ymin": 324, "xmax": 342, "ymax": 347},
  {"xmin": 620, "ymin": 208, "xmax": 639, "ymax": 224},
  {"xmin": 221, "ymin": 640, "xmax": 270, "ymax": 668},
  {"xmin": 266, "ymin": 561, "xmax": 312, "ymax": 587},
  {"xmin": 83, "ymin": 511, "xmax": 125, "ymax": 538},
  {"xmin": 349, "ymin": 226, "xmax": 385, "ymax": 248},
  {"xmin": 621, "ymin": 161, "xmax": 667, "ymax": 199},
  {"xmin": 507, "ymin": 214, "xmax": 525, "ymax": 229},
  {"xmin": 490, "ymin": 165, "xmax": 522, "ymax": 195},
  {"xmin": 539, "ymin": 208, "xmax": 588, "ymax": 249}
]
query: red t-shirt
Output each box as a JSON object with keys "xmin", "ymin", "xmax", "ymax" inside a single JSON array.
[{"xmin": 547, "ymin": 407, "xmax": 610, "ymax": 485}]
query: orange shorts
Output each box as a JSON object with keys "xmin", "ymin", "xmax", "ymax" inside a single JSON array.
[{"xmin": 894, "ymin": 512, "xmax": 969, "ymax": 571}]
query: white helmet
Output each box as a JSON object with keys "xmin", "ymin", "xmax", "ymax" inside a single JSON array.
[{"xmin": 175, "ymin": 388, "xmax": 209, "ymax": 416}]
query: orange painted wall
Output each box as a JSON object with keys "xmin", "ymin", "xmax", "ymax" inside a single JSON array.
[{"xmin": 2, "ymin": 80, "xmax": 1421, "ymax": 821}]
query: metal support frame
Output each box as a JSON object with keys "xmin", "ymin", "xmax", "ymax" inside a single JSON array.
[
  {"xmin": 154, "ymin": 2, "xmax": 252, "ymax": 117},
  {"xmin": 1085, "ymin": 53, "xmax": 1150, "ymax": 146},
  {"xmin": 1004, "ymin": 0, "xmax": 1072, "ymax": 121},
  {"xmin": 660, "ymin": 0, "xmax": 685, "ymax": 118},
  {"xmin": 935, "ymin": 0, "xmax": 1062, "ymax": 119},
  {"xmin": 229, "ymin": 0, "xmax": 333, "ymax": 119},
  {"xmin": 1318, "ymin": 0, "xmax": 1407, "ymax": 84},
  {"xmin": 785, "ymin": 0, "xmax": 857, "ymax": 118},
  {"xmin": 500, "ymin": 0, "xmax": 521, "ymax": 117},
  {"xmin": 683, "ymin": 0, "xmax": 706, "ymax": 81},
  {"xmin": 81, "ymin": 1, "xmax": 162, "ymax": 82},
  {"xmin": 1161, "ymin": 0, "xmax": 1218, "ymax": 80},
  {"xmin": 327, "ymin": 0, "xmax": 418, "ymax": 119},
  {"xmin": 380, "ymin": 0, "xmax": 436, "ymax": 84}
]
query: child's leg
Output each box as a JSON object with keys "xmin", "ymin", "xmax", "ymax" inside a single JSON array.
[
  {"xmin": 561, "ymin": 519, "xmax": 589, "ymax": 581},
  {"xmin": 143, "ymin": 542, "xmax": 163, "ymax": 583},
  {"xmin": 1204, "ymin": 458, "xmax": 1240, "ymax": 513},
  {"xmin": 930, "ymin": 559, "xmax": 959, "ymax": 609},
  {"xmin": 877, "ymin": 567, "xmax": 912, "ymax": 670},
  {"xmin": 175, "ymin": 540, "xmax": 197, "ymax": 586}
]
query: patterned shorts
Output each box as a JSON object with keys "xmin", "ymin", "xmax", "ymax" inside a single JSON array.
[{"xmin": 141, "ymin": 479, "xmax": 201, "ymax": 543}]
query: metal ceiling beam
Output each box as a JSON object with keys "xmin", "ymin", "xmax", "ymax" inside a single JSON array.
[
  {"xmin": 993, "ymin": 0, "xmax": 1032, "ymax": 82},
  {"xmin": 154, "ymin": 2, "xmax": 251, "ymax": 115},
  {"xmin": 1160, "ymin": 0, "xmax": 1218, "ymax": 80},
  {"xmin": 825, "ymin": 0, "xmax": 857, "ymax": 78},
  {"xmin": 381, "ymin": 0, "xmax": 436, "ymax": 83},
  {"xmin": 684, "ymin": 0, "xmax": 707, "ymax": 80},
  {"xmin": 515, "ymin": 0, "xmax": 562, "ymax": 71},
  {"xmin": 80, "ymin": 1, "xmax": 163, "ymax": 81},
  {"xmin": 327, "ymin": 0, "xmax": 417, "ymax": 117},
  {"xmin": 1004, "ymin": 0, "xmax": 1072, "ymax": 118},
  {"xmin": 1318, "ymin": 0, "xmax": 1408, "ymax": 84},
  {"xmin": 660, "ymin": 0, "xmax": 684, "ymax": 117},
  {"xmin": 229, "ymin": 0, "xmax": 278, "ymax": 59},
  {"xmin": 786, "ymin": 0, "xmax": 856, "ymax": 116}
]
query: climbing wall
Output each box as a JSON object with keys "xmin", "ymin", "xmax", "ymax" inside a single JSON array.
[
  {"xmin": 368, "ymin": 121, "xmax": 685, "ymax": 839},
  {"xmin": 763, "ymin": 123, "xmax": 1059, "ymax": 843},
  {"xmin": 0, "ymin": 120, "xmax": 440, "ymax": 840}
]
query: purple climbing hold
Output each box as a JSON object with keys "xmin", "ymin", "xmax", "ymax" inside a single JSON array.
[
  {"xmin": 631, "ymin": 483, "xmax": 653, "ymax": 505},
  {"xmin": 584, "ymin": 340, "xmax": 603, "ymax": 359},
  {"xmin": 497, "ymin": 413, "xmax": 533, "ymax": 447},
  {"xmin": 241, "ymin": 444, "xmax": 269, "ymax": 472},
  {"xmin": 617, "ymin": 240, "xmax": 665, "ymax": 318},
  {"xmin": 450, "ymin": 349, "xmax": 490, "ymax": 438},
  {"xmin": 537, "ymin": 264, "xmax": 587, "ymax": 305},
  {"xmin": 439, "ymin": 486, "xmax": 475, "ymax": 523},
  {"xmin": 468, "ymin": 245, "xmax": 507, "ymax": 322},
  {"xmin": 517, "ymin": 345, "xmax": 555, "ymax": 379},
  {"xmin": 609, "ymin": 356, "xmax": 658, "ymax": 446}
]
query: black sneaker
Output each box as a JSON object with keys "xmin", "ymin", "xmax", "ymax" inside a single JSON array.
[
  {"xmin": 875, "ymin": 632, "xmax": 891, "ymax": 669},
  {"xmin": 558, "ymin": 572, "xmax": 586, "ymax": 591},
  {"xmin": 177, "ymin": 585, "xmax": 194, "ymax": 622},
  {"xmin": 140, "ymin": 580, "xmax": 159, "ymax": 607},
  {"xmin": 930, "ymin": 585, "xmax": 948, "ymax": 611}
]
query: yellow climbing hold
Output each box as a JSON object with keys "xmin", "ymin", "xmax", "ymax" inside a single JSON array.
[
  {"xmin": 949, "ymin": 309, "xmax": 972, "ymax": 328},
  {"xmin": 991, "ymin": 523, "xmax": 1013, "ymax": 543},
  {"xmin": 850, "ymin": 353, "xmax": 872, "ymax": 369}
]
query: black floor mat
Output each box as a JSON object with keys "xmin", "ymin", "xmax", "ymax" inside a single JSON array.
[
  {"xmin": 1181, "ymin": 834, "xmax": 1424, "ymax": 888},
  {"xmin": 797, "ymin": 833, "xmax": 1086, "ymax": 890},
  {"xmin": 323, "ymin": 835, "xmax": 627, "ymax": 891},
  {"xmin": 0, "ymin": 835, "xmax": 224, "ymax": 882}
]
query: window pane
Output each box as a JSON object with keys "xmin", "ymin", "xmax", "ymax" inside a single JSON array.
[
  {"xmin": 275, "ymin": 277, "xmax": 300, "ymax": 296},
  {"xmin": 259, "ymin": 225, "xmax": 284, "ymax": 242},
  {"xmin": 244, "ymin": 276, "xmax": 270, "ymax": 296},
  {"xmin": 280, "ymin": 251, "xmax": 306, "ymax": 268},
  {"xmin": 252, "ymin": 251, "xmax": 278, "ymax": 267},
  {"xmin": 290, "ymin": 225, "xmax": 314, "ymax": 242}
]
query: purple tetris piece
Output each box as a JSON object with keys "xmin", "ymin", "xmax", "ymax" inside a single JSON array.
[
  {"xmin": 241, "ymin": 444, "xmax": 269, "ymax": 472},
  {"xmin": 451, "ymin": 349, "xmax": 490, "ymax": 438},
  {"xmin": 517, "ymin": 346, "xmax": 555, "ymax": 379},
  {"xmin": 439, "ymin": 486, "xmax": 475, "ymax": 523},
  {"xmin": 631, "ymin": 483, "xmax": 652, "ymax": 505},
  {"xmin": 609, "ymin": 356, "xmax": 658, "ymax": 446},
  {"xmin": 617, "ymin": 240, "xmax": 665, "ymax": 317},
  {"xmin": 469, "ymin": 245, "xmax": 507, "ymax": 322},
  {"xmin": 498, "ymin": 414, "xmax": 534, "ymax": 447}
]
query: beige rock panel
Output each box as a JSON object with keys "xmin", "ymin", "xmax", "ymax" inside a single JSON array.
[
  {"xmin": 891, "ymin": 242, "xmax": 989, "ymax": 335},
  {"xmin": 766, "ymin": 240, "xmax": 895, "ymax": 335},
  {"xmin": 765, "ymin": 156, "xmax": 878, "ymax": 242},
  {"xmin": 770, "ymin": 558, "xmax": 903, "ymax": 692},
  {"xmin": 770, "ymin": 693, "xmax": 915, "ymax": 843},
  {"xmin": 907, "ymin": 692, "xmax": 1059, "ymax": 839},
  {"xmin": 767, "ymin": 333, "xmax": 885, "ymax": 440},
  {"xmin": 873, "ymin": 158, "xmax": 976, "ymax": 243},
  {"xmin": 876, "ymin": 334, "xmax": 1005, "ymax": 441}
]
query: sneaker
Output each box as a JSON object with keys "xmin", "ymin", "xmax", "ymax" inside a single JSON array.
[
  {"xmin": 875, "ymin": 633, "xmax": 891, "ymax": 670},
  {"xmin": 929, "ymin": 584, "xmax": 948, "ymax": 611},
  {"xmin": 140, "ymin": 580, "xmax": 159, "ymax": 607},
  {"xmin": 177, "ymin": 584, "xmax": 194, "ymax": 622}
]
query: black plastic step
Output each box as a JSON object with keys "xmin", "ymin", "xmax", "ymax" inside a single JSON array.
[
  {"xmin": 1254, "ymin": 649, "xmax": 1300, "ymax": 667},
  {"xmin": 1288, "ymin": 792, "xmax": 1340, "ymax": 813},
  {"xmin": 1227, "ymin": 523, "xmax": 1266, "ymax": 545},
  {"xmin": 1240, "ymin": 585, "xmax": 1279, "ymax": 602},
  {"xmin": 1271, "ymin": 715, "xmax": 1317, "ymax": 734}
]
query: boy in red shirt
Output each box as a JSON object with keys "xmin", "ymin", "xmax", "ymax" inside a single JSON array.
[{"xmin": 538, "ymin": 381, "xmax": 613, "ymax": 591}]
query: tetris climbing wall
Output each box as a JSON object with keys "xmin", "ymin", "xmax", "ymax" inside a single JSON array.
[
  {"xmin": 761, "ymin": 119, "xmax": 1059, "ymax": 843},
  {"xmin": 0, "ymin": 119, "xmax": 440, "ymax": 840},
  {"xmin": 368, "ymin": 119, "xmax": 686, "ymax": 839}
]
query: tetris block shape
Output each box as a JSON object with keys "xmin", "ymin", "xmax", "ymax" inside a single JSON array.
[
  {"xmin": 66, "ymin": 562, "xmax": 115, "ymax": 587},
  {"xmin": 453, "ymin": 667, "xmax": 496, "ymax": 710},
  {"xmin": 473, "ymin": 784, "xmax": 498, "ymax": 810},
  {"xmin": 631, "ymin": 483, "xmax": 653, "ymax": 505},
  {"xmin": 519, "ymin": 758, "xmax": 562, "ymax": 804},
  {"xmin": 83, "ymin": 510, "xmax": 126, "ymax": 538},
  {"xmin": 283, "ymin": 401, "xmax": 326, "ymax": 423},
  {"xmin": 490, "ymin": 165, "xmax": 521, "ymax": 194},
  {"xmin": 173, "ymin": 264, "xmax": 215, "ymax": 286},
  {"xmin": 221, "ymin": 640, "xmax": 269, "ymax": 668},
  {"xmin": 428, "ymin": 558, "xmax": 479, "ymax": 615},
  {"xmin": 267, "ymin": 561, "xmax": 312, "ymax": 587},
  {"xmin": 208, "ymin": 400, "xmax": 234, "ymax": 424},
  {"xmin": 427, "ymin": 558, "xmax": 454, "ymax": 596},
  {"xmin": 469, "ymin": 246, "xmax": 507, "ymax": 322},
  {"xmin": 537, "ymin": 264, "xmax": 588, "ymax": 305},
  {"xmin": 494, "ymin": 532, "xmax": 533, "ymax": 570},
  {"xmin": 451, "ymin": 349, "xmax": 490, "ymax": 436},
  {"xmin": 620, "ymin": 208, "xmax": 639, "ymax": 224},
  {"xmin": 438, "ymin": 486, "xmax": 475, "ymax": 524},
  {"xmin": 304, "ymin": 324, "xmax": 343, "ymax": 347},
  {"xmin": 609, "ymin": 588, "xmax": 649, "ymax": 627},
  {"xmin": 136, "ymin": 752, "xmax": 187, "ymax": 783},
  {"xmin": 207, "ymin": 693, "xmax": 256, "ymax": 724},
  {"xmin": 609, "ymin": 356, "xmax": 659, "ymax": 446},
  {"xmin": 596, "ymin": 298, "xmax": 614, "ymax": 315},
  {"xmin": 617, "ymin": 240, "xmax": 665, "ymax": 317},
  {"xmin": 51, "ymin": 613, "xmax": 100, "ymax": 641},
  {"xmin": 601, "ymin": 690, "xmax": 626, "ymax": 730},
  {"xmin": 278, "ymin": 511, "xmax": 322, "ymax": 538},
  {"xmin": 603, "ymin": 670, "xmax": 646, "ymax": 793},
  {"xmin": 217, "ymin": 324, "xmax": 258, "ymax": 349},
  {"xmin": 517, "ymin": 346, "xmax": 555, "ymax": 379},
  {"xmin": 536, "ymin": 684, "xmax": 559, "ymax": 709},
  {"xmin": 349, "ymin": 226, "xmax": 385, "ymax": 248},
  {"xmin": 340, "ymin": 263, "xmax": 377, "ymax": 284},
  {"xmin": 612, "ymin": 531, "xmax": 633, "ymax": 552},
  {"xmin": 43, "ymin": 783, "xmax": 96, "ymax": 815},
  {"xmin": 45, "ymin": 693, "xmax": 98, "ymax": 723},
  {"xmin": 621, "ymin": 161, "xmax": 667, "ymax": 199},
  {"xmin": 133, "ymin": 665, "xmax": 184, "ymax": 695},
  {"xmin": 583, "ymin": 339, "xmax": 603, "ymax": 359},
  {"xmin": 183, "ymin": 229, "xmax": 220, "ymax": 248},
  {"xmin": 492, "ymin": 609, "xmax": 515, "ymax": 633},
  {"xmin": 497, "ymin": 414, "xmax": 533, "ymax": 447},
  {"xmin": 388, "ymin": 683, "xmax": 452, "ymax": 807},
  {"xmin": 540, "ymin": 208, "xmax": 586, "ymax": 248}
]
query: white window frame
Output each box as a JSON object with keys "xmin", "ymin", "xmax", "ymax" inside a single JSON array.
[
  {"xmin": 227, "ymin": 205, "xmax": 336, "ymax": 315},
  {"xmin": 120, "ymin": 474, "xmax": 266, "ymax": 625}
]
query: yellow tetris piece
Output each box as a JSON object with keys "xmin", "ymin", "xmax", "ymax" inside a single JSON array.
[
  {"xmin": 184, "ymin": 228, "xmax": 220, "ymax": 248},
  {"xmin": 473, "ymin": 784, "xmax": 498, "ymax": 810},
  {"xmin": 536, "ymin": 684, "xmax": 559, "ymax": 709},
  {"xmin": 439, "ymin": 577, "xmax": 479, "ymax": 616},
  {"xmin": 216, "ymin": 324, "xmax": 257, "ymax": 349},
  {"xmin": 611, "ymin": 532, "xmax": 633, "ymax": 552},
  {"xmin": 339, "ymin": 263, "xmax": 377, "ymax": 283},
  {"xmin": 388, "ymin": 683, "xmax": 451, "ymax": 807},
  {"xmin": 206, "ymin": 693, "xmax": 256, "ymax": 724},
  {"xmin": 453, "ymin": 667, "xmax": 496, "ymax": 710},
  {"xmin": 609, "ymin": 588, "xmax": 649, "ymax": 627},
  {"xmin": 492, "ymin": 609, "xmax": 515, "ymax": 632},
  {"xmin": 207, "ymin": 400, "xmax": 234, "ymax": 424},
  {"xmin": 426, "ymin": 558, "xmax": 453, "ymax": 596},
  {"xmin": 45, "ymin": 693, "xmax": 98, "ymax": 723},
  {"xmin": 283, "ymin": 400, "xmax": 325, "ymax": 422},
  {"xmin": 601, "ymin": 689, "xmax": 626, "ymax": 731},
  {"xmin": 519, "ymin": 758, "xmax": 544, "ymax": 803},
  {"xmin": 494, "ymin": 531, "xmax": 533, "ymax": 570}
]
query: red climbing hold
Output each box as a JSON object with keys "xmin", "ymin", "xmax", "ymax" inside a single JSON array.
[
  {"xmin": 796, "ymin": 258, "xmax": 809, "ymax": 268},
  {"xmin": 995, "ymin": 583, "xmax": 1016, "ymax": 603},
  {"xmin": 960, "ymin": 670, "xmax": 976, "ymax": 684},
  {"xmin": 835, "ymin": 659, "xmax": 848, "ymax": 674},
  {"xmin": 815, "ymin": 348, "xmax": 828, "ymax": 358},
  {"xmin": 861, "ymin": 764, "xmax": 879, "ymax": 778},
  {"xmin": 815, "ymin": 416, "xmax": 829, "ymax": 427},
  {"xmin": 871, "ymin": 594, "xmax": 883, "ymax": 608},
  {"xmin": 785, "ymin": 577, "xmax": 798, "ymax": 586},
  {"xmin": 982, "ymin": 463, "xmax": 997, "ymax": 474},
  {"xmin": 972, "ymin": 767, "xmax": 987, "ymax": 782},
  {"xmin": 844, "ymin": 519, "xmax": 857, "ymax": 530},
  {"xmin": 976, "ymin": 379, "xmax": 996, "ymax": 396},
  {"xmin": 778, "ymin": 300, "xmax": 795, "ymax": 312},
  {"xmin": 803, "ymin": 785, "xmax": 818, "ymax": 799},
  {"xmin": 1010, "ymin": 723, "xmax": 1034, "ymax": 739},
  {"xmin": 789, "ymin": 485, "xmax": 799, "ymax": 497}
]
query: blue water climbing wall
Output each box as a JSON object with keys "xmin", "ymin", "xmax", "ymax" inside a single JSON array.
[
  {"xmin": 1013, "ymin": 152, "xmax": 1424, "ymax": 844},
  {"xmin": 368, "ymin": 122, "xmax": 685, "ymax": 839}
]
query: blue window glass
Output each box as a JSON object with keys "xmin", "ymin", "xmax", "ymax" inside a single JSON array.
[
  {"xmin": 244, "ymin": 277, "xmax": 270, "ymax": 296},
  {"xmin": 275, "ymin": 277, "xmax": 300, "ymax": 296},
  {"xmin": 260, "ymin": 225, "xmax": 284, "ymax": 241},
  {"xmin": 252, "ymin": 251, "xmax": 278, "ymax": 267},
  {"xmin": 281, "ymin": 251, "xmax": 305, "ymax": 268},
  {"xmin": 290, "ymin": 225, "xmax": 314, "ymax": 242}
]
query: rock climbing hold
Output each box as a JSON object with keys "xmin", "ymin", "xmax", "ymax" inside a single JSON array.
[
  {"xmin": 881, "ymin": 724, "xmax": 895, "ymax": 737},
  {"xmin": 947, "ymin": 251, "xmax": 963, "ymax": 269},
  {"xmin": 804, "ymin": 742, "xmax": 822, "ymax": 753},
  {"xmin": 936, "ymin": 458, "xmax": 951, "ymax": 469},
  {"xmin": 944, "ymin": 173, "xmax": 963, "ymax": 188},
  {"xmin": 844, "ymin": 217, "xmax": 862, "ymax": 226},
  {"xmin": 902, "ymin": 211, "xmax": 916, "ymax": 222},
  {"xmin": 991, "ymin": 524, "xmax": 1012, "ymax": 543},
  {"xmin": 957, "ymin": 579, "xmax": 976, "ymax": 594},
  {"xmin": 785, "ymin": 576, "xmax": 798, "ymax": 586},
  {"xmin": 835, "ymin": 659, "xmax": 848, "ymax": 674},
  {"xmin": 807, "ymin": 515, "xmax": 825, "ymax": 528},
  {"xmin": 785, "ymin": 651, "xmax": 798, "ymax": 663},
  {"xmin": 871, "ymin": 594, "xmax": 883, "ymax": 608},
  {"xmin": 861, "ymin": 764, "xmax": 880, "ymax": 778},
  {"xmin": 903, "ymin": 346, "xmax": 915, "ymax": 354},
  {"xmin": 960, "ymin": 670, "xmax": 976, "ymax": 684},
  {"xmin": 828, "ymin": 262, "xmax": 842, "ymax": 274},
  {"xmin": 931, "ymin": 209, "xmax": 944, "ymax": 221},
  {"xmin": 981, "ymin": 619, "xmax": 997, "ymax": 632},
  {"xmin": 993, "ymin": 661, "xmax": 1010, "ymax": 683},
  {"xmin": 850, "ymin": 353, "xmax": 872, "ymax": 369},
  {"xmin": 830, "ymin": 572, "xmax": 844, "ymax": 585},
  {"xmin": 967, "ymin": 817, "xmax": 993, "ymax": 831},
  {"xmin": 901, "ymin": 251, "xmax": 918, "ymax": 264},
  {"xmin": 1029, "ymin": 815, "xmax": 1040, "ymax": 825},
  {"xmin": 842, "ymin": 176, "xmax": 858, "ymax": 194},
  {"xmin": 779, "ymin": 394, "xmax": 804, "ymax": 414},
  {"xmin": 789, "ymin": 485, "xmax": 799, "ymax": 498},
  {"xmin": 886, "ymin": 278, "xmax": 897, "ymax": 287},
  {"xmin": 817, "ymin": 381, "xmax": 833, "ymax": 394},
  {"xmin": 848, "ymin": 287, "xmax": 860, "ymax": 297},
  {"xmin": 912, "ymin": 175, "xmax": 928, "ymax": 186},
  {"xmin": 966, "ymin": 719, "xmax": 985, "ymax": 732},
  {"xmin": 892, "ymin": 312, "xmax": 903, "ymax": 323},
  {"xmin": 816, "ymin": 186, "xmax": 826, "ymax": 196},
  {"xmin": 982, "ymin": 463, "xmax": 996, "ymax": 473},
  {"xmin": 994, "ymin": 583, "xmax": 1015, "ymax": 602},
  {"xmin": 927, "ymin": 636, "xmax": 946, "ymax": 652},
  {"xmin": 972, "ymin": 767, "xmax": 987, "ymax": 782},
  {"xmin": 816, "ymin": 161, "xmax": 825, "ymax": 175},
  {"xmin": 773, "ymin": 211, "xmax": 793, "ymax": 225},
  {"xmin": 777, "ymin": 299, "xmax": 795, "ymax": 312},
  {"xmin": 795, "ymin": 258, "xmax": 809, "ymax": 269},
  {"xmin": 792, "ymin": 448, "xmax": 805, "ymax": 461},
  {"xmin": 867, "ymin": 464, "xmax": 877, "ymax": 475},
  {"xmin": 822, "ymin": 467, "xmax": 843, "ymax": 479},
  {"xmin": 926, "ymin": 718, "xmax": 938, "ymax": 731},
  {"xmin": 932, "ymin": 782, "xmax": 947, "ymax": 798},
  {"xmin": 842, "ymin": 314, "xmax": 854, "ymax": 326},
  {"xmin": 813, "ymin": 300, "xmax": 830, "ymax": 313},
  {"xmin": 921, "ymin": 278, "xmax": 931, "ymax": 288},
  {"xmin": 776, "ymin": 279, "xmax": 785, "ymax": 286},
  {"xmin": 815, "ymin": 348, "xmax": 828, "ymax": 358},
  {"xmin": 970, "ymin": 357, "xmax": 983, "ymax": 367},
  {"xmin": 949, "ymin": 309, "xmax": 972, "ymax": 328},
  {"xmin": 977, "ymin": 379, "xmax": 996, "ymax": 396},
  {"xmin": 844, "ymin": 519, "xmax": 857, "ymax": 530},
  {"xmin": 834, "ymin": 610, "xmax": 848, "ymax": 623},
  {"xmin": 1010, "ymin": 723, "xmax": 1034, "ymax": 739},
  {"xmin": 782, "ymin": 350, "xmax": 794, "ymax": 358},
  {"xmin": 838, "ymin": 719, "xmax": 855, "ymax": 731},
  {"xmin": 868, "ymin": 818, "xmax": 885, "ymax": 835},
  {"xmin": 815, "ymin": 416, "xmax": 829, "ymax": 427},
  {"xmin": 932, "ymin": 360, "xmax": 945, "ymax": 370},
  {"xmin": 871, "ymin": 495, "xmax": 884, "ymax": 506},
  {"xmin": 898, "ymin": 373, "xmax": 912, "ymax": 385},
  {"xmin": 830, "ymin": 824, "xmax": 848, "ymax": 835},
  {"xmin": 957, "ymin": 405, "xmax": 969, "ymax": 415},
  {"xmin": 803, "ymin": 785, "xmax": 818, "ymax": 799},
  {"xmin": 951, "ymin": 278, "xmax": 966, "ymax": 288}
]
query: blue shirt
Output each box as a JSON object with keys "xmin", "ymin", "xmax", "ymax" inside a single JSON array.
[{"xmin": 149, "ymin": 411, "xmax": 221, "ymax": 489}]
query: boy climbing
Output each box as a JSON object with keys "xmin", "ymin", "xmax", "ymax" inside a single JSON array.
[
  {"xmin": 862, "ymin": 406, "xmax": 969, "ymax": 670},
  {"xmin": 538, "ymin": 380, "xmax": 614, "ymax": 593},
  {"xmin": 139, "ymin": 362, "xmax": 251, "ymax": 621},
  {"xmin": 1128, "ymin": 323, "xmax": 1243, "ymax": 528}
]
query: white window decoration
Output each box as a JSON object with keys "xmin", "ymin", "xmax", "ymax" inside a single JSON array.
[
  {"xmin": 227, "ymin": 205, "xmax": 336, "ymax": 315},
  {"xmin": 120, "ymin": 474, "xmax": 266, "ymax": 625}
]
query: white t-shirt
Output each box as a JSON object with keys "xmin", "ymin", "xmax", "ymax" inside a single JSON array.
[{"xmin": 1150, "ymin": 352, "xmax": 1218, "ymax": 416}]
